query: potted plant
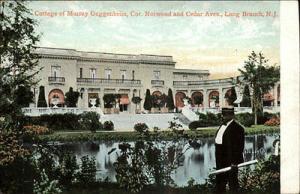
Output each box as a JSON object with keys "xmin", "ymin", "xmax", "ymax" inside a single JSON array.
[{"xmin": 132, "ymin": 96, "xmax": 142, "ymax": 114}]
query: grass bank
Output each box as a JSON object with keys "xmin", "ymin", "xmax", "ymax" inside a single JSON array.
[{"xmin": 37, "ymin": 125, "xmax": 279, "ymax": 142}]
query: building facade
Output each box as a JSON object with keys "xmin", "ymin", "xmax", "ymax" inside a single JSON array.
[{"xmin": 32, "ymin": 47, "xmax": 280, "ymax": 113}]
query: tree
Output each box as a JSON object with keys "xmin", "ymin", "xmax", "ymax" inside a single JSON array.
[
  {"xmin": 239, "ymin": 51, "xmax": 280, "ymax": 124},
  {"xmin": 225, "ymin": 87, "xmax": 237, "ymax": 106},
  {"xmin": 166, "ymin": 88, "xmax": 175, "ymax": 111},
  {"xmin": 131, "ymin": 96, "xmax": 142, "ymax": 112},
  {"xmin": 193, "ymin": 95, "xmax": 203, "ymax": 107},
  {"xmin": 65, "ymin": 87, "xmax": 79, "ymax": 107},
  {"xmin": 37, "ymin": 86, "xmax": 47, "ymax": 107},
  {"xmin": 14, "ymin": 86, "xmax": 34, "ymax": 108},
  {"xmin": 0, "ymin": 1, "xmax": 40, "ymax": 118},
  {"xmin": 241, "ymin": 85, "xmax": 251, "ymax": 107},
  {"xmin": 103, "ymin": 94, "xmax": 116, "ymax": 108},
  {"xmin": 33, "ymin": 169, "xmax": 62, "ymax": 194},
  {"xmin": 143, "ymin": 89, "xmax": 152, "ymax": 111}
]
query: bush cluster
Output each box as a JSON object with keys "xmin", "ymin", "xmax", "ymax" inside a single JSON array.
[
  {"xmin": 235, "ymin": 113, "xmax": 254, "ymax": 127},
  {"xmin": 103, "ymin": 121, "xmax": 114, "ymax": 131},
  {"xmin": 23, "ymin": 125, "xmax": 52, "ymax": 142},
  {"xmin": 189, "ymin": 112, "xmax": 279, "ymax": 129},
  {"xmin": 264, "ymin": 116, "xmax": 280, "ymax": 126},
  {"xmin": 79, "ymin": 112, "xmax": 102, "ymax": 132},
  {"xmin": 19, "ymin": 112, "xmax": 114, "ymax": 132},
  {"xmin": 134, "ymin": 123, "xmax": 149, "ymax": 133}
]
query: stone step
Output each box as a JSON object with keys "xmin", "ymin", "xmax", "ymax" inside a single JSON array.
[{"xmin": 174, "ymin": 113, "xmax": 193, "ymax": 126}]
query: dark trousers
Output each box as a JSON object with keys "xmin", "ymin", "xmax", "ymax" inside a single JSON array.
[{"xmin": 216, "ymin": 168, "xmax": 239, "ymax": 194}]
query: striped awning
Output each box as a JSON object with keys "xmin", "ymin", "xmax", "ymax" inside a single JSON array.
[{"xmin": 120, "ymin": 97, "xmax": 130, "ymax": 105}]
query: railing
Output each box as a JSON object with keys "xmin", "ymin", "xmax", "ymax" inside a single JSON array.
[
  {"xmin": 77, "ymin": 78, "xmax": 141, "ymax": 85},
  {"xmin": 263, "ymin": 106, "xmax": 280, "ymax": 113},
  {"xmin": 48, "ymin": 76, "xmax": 65, "ymax": 83},
  {"xmin": 189, "ymin": 106, "xmax": 279, "ymax": 114},
  {"xmin": 173, "ymin": 78, "xmax": 234, "ymax": 87},
  {"xmin": 22, "ymin": 107, "xmax": 104, "ymax": 117},
  {"xmin": 151, "ymin": 80, "xmax": 164, "ymax": 86}
]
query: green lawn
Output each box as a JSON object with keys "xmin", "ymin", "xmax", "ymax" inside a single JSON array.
[{"xmin": 38, "ymin": 125, "xmax": 279, "ymax": 142}]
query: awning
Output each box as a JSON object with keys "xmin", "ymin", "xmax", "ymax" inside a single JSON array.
[{"xmin": 120, "ymin": 97, "xmax": 130, "ymax": 105}]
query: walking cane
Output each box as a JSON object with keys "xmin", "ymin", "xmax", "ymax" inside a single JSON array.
[{"xmin": 209, "ymin": 160, "xmax": 258, "ymax": 175}]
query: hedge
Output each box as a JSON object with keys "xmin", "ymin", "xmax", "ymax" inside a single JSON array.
[
  {"xmin": 19, "ymin": 112, "xmax": 108, "ymax": 131},
  {"xmin": 189, "ymin": 112, "xmax": 279, "ymax": 129}
]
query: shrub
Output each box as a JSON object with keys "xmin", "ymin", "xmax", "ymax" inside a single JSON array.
[
  {"xmin": 258, "ymin": 112, "xmax": 278, "ymax": 125},
  {"xmin": 23, "ymin": 125, "xmax": 51, "ymax": 135},
  {"xmin": 39, "ymin": 113, "xmax": 81, "ymax": 130},
  {"xmin": 23, "ymin": 125, "xmax": 51, "ymax": 142},
  {"xmin": 33, "ymin": 169, "xmax": 62, "ymax": 194},
  {"xmin": 76, "ymin": 156, "xmax": 97, "ymax": 186},
  {"xmin": 134, "ymin": 123, "xmax": 149, "ymax": 133},
  {"xmin": 235, "ymin": 113, "xmax": 254, "ymax": 127},
  {"xmin": 37, "ymin": 86, "xmax": 47, "ymax": 107},
  {"xmin": 103, "ymin": 121, "xmax": 114, "ymax": 131},
  {"xmin": 57, "ymin": 152, "xmax": 78, "ymax": 188},
  {"xmin": 239, "ymin": 155, "xmax": 280, "ymax": 193},
  {"xmin": 206, "ymin": 112, "xmax": 222, "ymax": 126},
  {"xmin": 65, "ymin": 87, "xmax": 80, "ymax": 107},
  {"xmin": 264, "ymin": 116, "xmax": 280, "ymax": 126},
  {"xmin": 196, "ymin": 112, "xmax": 221, "ymax": 127},
  {"xmin": 143, "ymin": 89, "xmax": 152, "ymax": 111},
  {"xmin": 188, "ymin": 121, "xmax": 207, "ymax": 130},
  {"xmin": 79, "ymin": 112, "xmax": 102, "ymax": 132}
]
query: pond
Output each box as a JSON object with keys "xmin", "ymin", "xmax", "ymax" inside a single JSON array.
[{"xmin": 57, "ymin": 133, "xmax": 279, "ymax": 187}]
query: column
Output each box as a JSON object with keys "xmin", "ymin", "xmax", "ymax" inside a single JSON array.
[
  {"xmin": 203, "ymin": 89, "xmax": 208, "ymax": 108},
  {"xmin": 83, "ymin": 88, "xmax": 88, "ymax": 108},
  {"xmin": 99, "ymin": 89, "xmax": 104, "ymax": 109},
  {"xmin": 219, "ymin": 87, "xmax": 223, "ymax": 108},
  {"xmin": 129, "ymin": 89, "xmax": 134, "ymax": 114}
]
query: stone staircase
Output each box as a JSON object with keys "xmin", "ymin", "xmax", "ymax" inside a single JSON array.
[{"xmin": 174, "ymin": 113, "xmax": 193, "ymax": 126}]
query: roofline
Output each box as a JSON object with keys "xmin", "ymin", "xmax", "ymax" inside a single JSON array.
[{"xmin": 34, "ymin": 46, "xmax": 174, "ymax": 58}]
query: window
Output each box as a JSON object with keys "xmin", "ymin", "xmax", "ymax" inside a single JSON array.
[
  {"xmin": 153, "ymin": 71, "xmax": 160, "ymax": 80},
  {"xmin": 183, "ymin": 74, "xmax": 187, "ymax": 80},
  {"xmin": 105, "ymin": 69, "xmax": 112, "ymax": 79},
  {"xmin": 132, "ymin": 70, "xmax": 135, "ymax": 80},
  {"xmin": 51, "ymin": 65, "xmax": 61, "ymax": 77},
  {"xmin": 90, "ymin": 68, "xmax": 96, "ymax": 79},
  {"xmin": 79, "ymin": 68, "xmax": 83, "ymax": 78},
  {"xmin": 121, "ymin": 70, "xmax": 126, "ymax": 80}
]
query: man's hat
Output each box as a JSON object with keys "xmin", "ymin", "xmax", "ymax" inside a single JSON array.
[{"xmin": 221, "ymin": 107, "xmax": 234, "ymax": 114}]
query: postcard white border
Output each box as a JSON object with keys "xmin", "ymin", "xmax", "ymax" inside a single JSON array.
[{"xmin": 280, "ymin": 1, "xmax": 300, "ymax": 193}]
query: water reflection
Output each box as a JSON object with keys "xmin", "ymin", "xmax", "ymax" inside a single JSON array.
[{"xmin": 64, "ymin": 133, "xmax": 278, "ymax": 186}]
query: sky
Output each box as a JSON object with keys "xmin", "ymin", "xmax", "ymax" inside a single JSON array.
[{"xmin": 28, "ymin": 1, "xmax": 280, "ymax": 79}]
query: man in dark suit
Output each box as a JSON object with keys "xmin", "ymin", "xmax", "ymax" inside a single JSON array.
[{"xmin": 215, "ymin": 107, "xmax": 245, "ymax": 193}]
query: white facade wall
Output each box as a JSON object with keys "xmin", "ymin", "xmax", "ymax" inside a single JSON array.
[{"xmin": 33, "ymin": 47, "xmax": 279, "ymax": 113}]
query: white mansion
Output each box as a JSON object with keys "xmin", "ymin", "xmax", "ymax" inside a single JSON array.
[{"xmin": 26, "ymin": 47, "xmax": 280, "ymax": 115}]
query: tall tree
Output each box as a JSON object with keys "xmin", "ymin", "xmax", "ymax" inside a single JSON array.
[
  {"xmin": 240, "ymin": 85, "xmax": 251, "ymax": 107},
  {"xmin": 143, "ymin": 89, "xmax": 152, "ymax": 111},
  {"xmin": 131, "ymin": 96, "xmax": 142, "ymax": 112},
  {"xmin": 239, "ymin": 51, "xmax": 280, "ymax": 124},
  {"xmin": 0, "ymin": 1, "xmax": 40, "ymax": 119},
  {"xmin": 103, "ymin": 94, "xmax": 116, "ymax": 108},
  {"xmin": 166, "ymin": 88, "xmax": 175, "ymax": 111},
  {"xmin": 65, "ymin": 87, "xmax": 80, "ymax": 107},
  {"xmin": 193, "ymin": 95, "xmax": 203, "ymax": 107},
  {"xmin": 0, "ymin": 2, "xmax": 40, "ymax": 193},
  {"xmin": 14, "ymin": 85, "xmax": 34, "ymax": 108},
  {"xmin": 225, "ymin": 87, "xmax": 237, "ymax": 106},
  {"xmin": 37, "ymin": 86, "xmax": 47, "ymax": 107}
]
